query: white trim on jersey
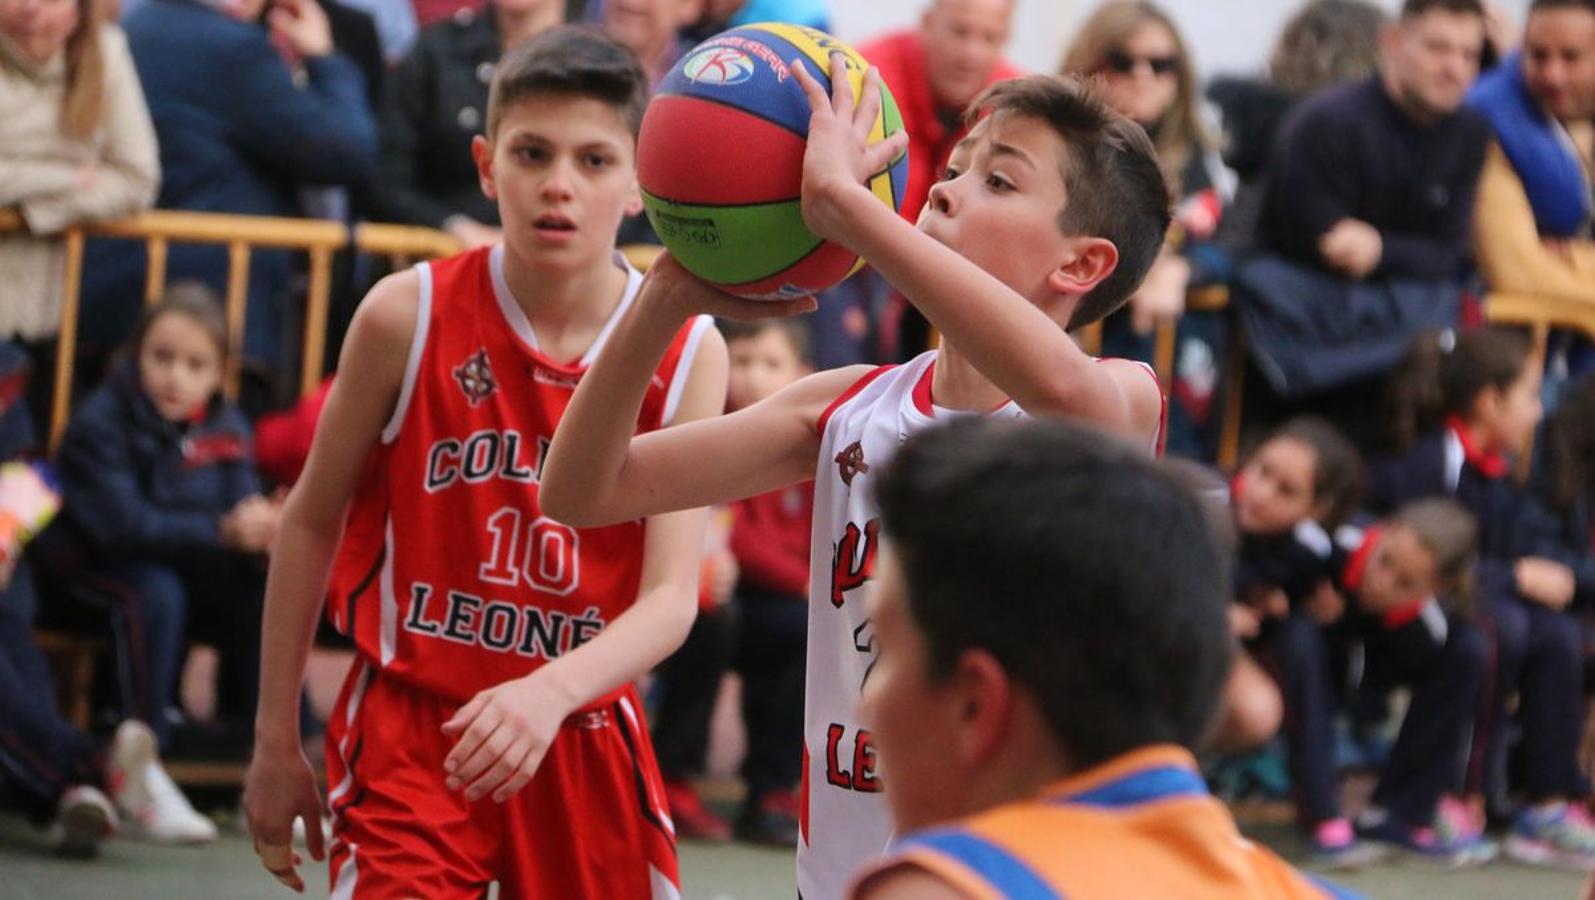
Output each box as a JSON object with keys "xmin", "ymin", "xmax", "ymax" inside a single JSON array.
[
  {"xmin": 579, "ymin": 259, "xmax": 645, "ymax": 367},
  {"xmin": 379, "ymin": 518, "xmax": 398, "ymax": 666},
  {"xmin": 381, "ymin": 262, "xmax": 434, "ymax": 445},
  {"xmin": 326, "ymin": 661, "xmax": 371, "ymax": 808},
  {"xmin": 661, "ymin": 315, "xmax": 714, "ymax": 427},
  {"xmin": 330, "ymin": 847, "xmax": 359, "ymax": 900},
  {"xmin": 649, "ymin": 864, "xmax": 682, "ymax": 900},
  {"xmin": 488, "ymin": 243, "xmax": 644, "ymax": 364}
]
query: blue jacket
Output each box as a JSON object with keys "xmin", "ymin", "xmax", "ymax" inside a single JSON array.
[
  {"xmin": 56, "ymin": 363, "xmax": 260, "ymax": 563},
  {"xmin": 1468, "ymin": 52, "xmax": 1592, "ymax": 239},
  {"xmin": 80, "ymin": 0, "xmax": 377, "ymax": 361}
]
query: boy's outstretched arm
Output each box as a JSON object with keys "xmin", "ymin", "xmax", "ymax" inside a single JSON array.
[
  {"xmin": 793, "ymin": 60, "xmax": 1160, "ymax": 442},
  {"xmin": 243, "ymin": 271, "xmax": 417, "ymax": 893},
  {"xmin": 541, "ymin": 257, "xmax": 869, "ymax": 528}
]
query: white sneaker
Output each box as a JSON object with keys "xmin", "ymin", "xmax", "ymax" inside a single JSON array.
[
  {"xmin": 47, "ymin": 785, "xmax": 117, "ymax": 856},
  {"xmin": 107, "ymin": 720, "xmax": 218, "ymax": 845}
]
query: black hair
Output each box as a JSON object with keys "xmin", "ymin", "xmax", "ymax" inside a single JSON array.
[
  {"xmin": 715, "ymin": 318, "xmax": 812, "ymax": 364},
  {"xmin": 876, "ymin": 417, "xmax": 1232, "ymax": 768},
  {"xmin": 1544, "ymin": 371, "xmax": 1595, "ymax": 511},
  {"xmin": 486, "ymin": 26, "xmax": 649, "ymax": 138},
  {"xmin": 1255, "ymin": 416, "xmax": 1364, "ymax": 527},
  {"xmin": 1387, "ymin": 327, "xmax": 1534, "ymax": 453},
  {"xmin": 966, "ymin": 76, "xmax": 1173, "ymax": 330}
]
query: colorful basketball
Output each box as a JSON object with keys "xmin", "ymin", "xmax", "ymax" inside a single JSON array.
[{"xmin": 638, "ymin": 23, "xmax": 909, "ymax": 299}]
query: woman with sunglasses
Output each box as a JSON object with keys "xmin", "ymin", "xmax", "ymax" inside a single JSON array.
[{"xmin": 1062, "ymin": 0, "xmax": 1231, "ymax": 459}]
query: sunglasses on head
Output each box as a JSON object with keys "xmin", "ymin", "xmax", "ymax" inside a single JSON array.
[{"xmin": 1103, "ymin": 49, "xmax": 1179, "ymax": 77}]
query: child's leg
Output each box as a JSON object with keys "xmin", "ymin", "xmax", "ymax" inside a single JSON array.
[
  {"xmin": 1207, "ymin": 652, "xmax": 1281, "ymax": 754},
  {"xmin": 107, "ymin": 561, "xmax": 188, "ymax": 750},
  {"xmin": 502, "ymin": 685, "xmax": 679, "ymax": 899},
  {"xmin": 736, "ymin": 590, "xmax": 807, "ymax": 802},
  {"xmin": 1267, "ymin": 612, "xmax": 1342, "ymax": 829},
  {"xmin": 180, "ymin": 555, "xmax": 265, "ymax": 727},
  {"xmin": 1516, "ymin": 602, "xmax": 1585, "ymax": 803},
  {"xmin": 0, "ymin": 564, "xmax": 100, "ymax": 822},
  {"xmin": 1367, "ymin": 618, "xmax": 1488, "ymax": 827},
  {"xmin": 1475, "ymin": 594, "xmax": 1529, "ymax": 806},
  {"xmin": 324, "ymin": 661, "xmax": 497, "ymax": 898},
  {"xmin": 650, "ymin": 603, "xmax": 736, "ymax": 783}
]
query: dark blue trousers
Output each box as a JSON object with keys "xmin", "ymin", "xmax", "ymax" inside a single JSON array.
[
  {"xmin": 1477, "ymin": 595, "xmax": 1584, "ymax": 804},
  {"xmin": 0, "ymin": 563, "xmax": 100, "ymax": 822}
]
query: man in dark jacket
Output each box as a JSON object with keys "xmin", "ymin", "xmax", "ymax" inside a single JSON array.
[{"xmin": 81, "ymin": 0, "xmax": 378, "ymax": 384}]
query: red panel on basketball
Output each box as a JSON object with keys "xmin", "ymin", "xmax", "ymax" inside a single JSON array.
[
  {"xmin": 723, "ymin": 239, "xmax": 861, "ymax": 298},
  {"xmin": 637, "ymin": 95, "xmax": 806, "ymax": 206}
]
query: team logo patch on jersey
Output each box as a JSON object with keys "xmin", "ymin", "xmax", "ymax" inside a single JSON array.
[
  {"xmin": 454, "ymin": 348, "xmax": 497, "ymax": 406},
  {"xmin": 836, "ymin": 440, "xmax": 869, "ymax": 486}
]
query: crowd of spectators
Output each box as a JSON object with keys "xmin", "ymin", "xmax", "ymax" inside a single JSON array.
[{"xmin": 1, "ymin": 0, "xmax": 1593, "ymax": 880}]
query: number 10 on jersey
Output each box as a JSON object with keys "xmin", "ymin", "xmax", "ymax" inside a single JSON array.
[{"xmin": 479, "ymin": 507, "xmax": 580, "ymax": 595}]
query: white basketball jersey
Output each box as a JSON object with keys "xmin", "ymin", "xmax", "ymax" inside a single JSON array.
[{"xmin": 795, "ymin": 350, "xmax": 1163, "ymax": 899}]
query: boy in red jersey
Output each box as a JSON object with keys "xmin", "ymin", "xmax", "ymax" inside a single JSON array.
[
  {"xmin": 542, "ymin": 64, "xmax": 1171, "ymax": 898},
  {"xmin": 242, "ymin": 28, "xmax": 726, "ymax": 898},
  {"xmin": 848, "ymin": 417, "xmax": 1350, "ymax": 900}
]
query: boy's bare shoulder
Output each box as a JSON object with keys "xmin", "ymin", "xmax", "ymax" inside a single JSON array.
[
  {"xmin": 346, "ymin": 268, "xmax": 423, "ymax": 358},
  {"xmin": 786, "ymin": 364, "xmax": 883, "ymax": 426},
  {"xmin": 1094, "ymin": 356, "xmax": 1165, "ymax": 445}
]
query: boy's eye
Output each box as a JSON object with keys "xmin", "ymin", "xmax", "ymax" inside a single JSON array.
[
  {"xmin": 583, "ymin": 153, "xmax": 611, "ymax": 168},
  {"xmin": 940, "ymin": 166, "xmax": 961, "ymax": 182},
  {"xmin": 985, "ymin": 174, "xmax": 1013, "ymax": 191},
  {"xmin": 514, "ymin": 146, "xmax": 548, "ymax": 162}
]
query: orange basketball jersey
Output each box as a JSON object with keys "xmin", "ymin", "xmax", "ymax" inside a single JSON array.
[
  {"xmin": 328, "ymin": 245, "xmax": 713, "ymax": 705},
  {"xmin": 849, "ymin": 746, "xmax": 1357, "ymax": 900}
]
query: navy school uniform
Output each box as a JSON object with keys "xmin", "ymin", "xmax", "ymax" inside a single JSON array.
[
  {"xmin": 1368, "ymin": 423, "xmax": 1584, "ymax": 804},
  {"xmin": 53, "ymin": 363, "xmax": 267, "ymax": 750},
  {"xmin": 1245, "ymin": 519, "xmax": 1486, "ymax": 830}
]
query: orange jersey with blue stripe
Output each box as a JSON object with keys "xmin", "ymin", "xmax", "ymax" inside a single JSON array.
[{"xmin": 849, "ymin": 746, "xmax": 1356, "ymax": 900}]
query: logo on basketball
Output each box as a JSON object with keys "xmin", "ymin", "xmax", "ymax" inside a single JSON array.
[{"xmin": 682, "ymin": 46, "xmax": 756, "ymax": 86}]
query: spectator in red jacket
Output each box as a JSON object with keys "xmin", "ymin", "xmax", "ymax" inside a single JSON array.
[{"xmin": 858, "ymin": 0, "xmax": 1022, "ymax": 360}]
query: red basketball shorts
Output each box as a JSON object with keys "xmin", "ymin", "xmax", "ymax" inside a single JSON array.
[{"xmin": 324, "ymin": 660, "xmax": 680, "ymax": 899}]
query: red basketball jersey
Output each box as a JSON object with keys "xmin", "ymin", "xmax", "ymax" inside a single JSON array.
[{"xmin": 328, "ymin": 245, "xmax": 713, "ymax": 705}]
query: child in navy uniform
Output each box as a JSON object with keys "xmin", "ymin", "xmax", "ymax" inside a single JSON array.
[
  {"xmin": 1370, "ymin": 326, "xmax": 1594, "ymax": 869},
  {"xmin": 56, "ymin": 285, "xmax": 278, "ymax": 756}
]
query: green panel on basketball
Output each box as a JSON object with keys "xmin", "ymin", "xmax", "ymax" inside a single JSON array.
[
  {"xmin": 641, "ymin": 193, "xmax": 820, "ymax": 286},
  {"xmin": 638, "ymin": 23, "xmax": 909, "ymax": 299}
]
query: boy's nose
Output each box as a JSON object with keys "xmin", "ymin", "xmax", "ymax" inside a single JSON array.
[{"xmin": 927, "ymin": 180, "xmax": 956, "ymax": 216}]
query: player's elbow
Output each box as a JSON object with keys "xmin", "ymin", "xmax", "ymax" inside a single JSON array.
[{"xmin": 538, "ymin": 477, "xmax": 602, "ymax": 529}]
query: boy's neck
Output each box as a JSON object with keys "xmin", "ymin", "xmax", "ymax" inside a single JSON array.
[
  {"xmin": 931, "ymin": 342, "xmax": 1010, "ymax": 413},
  {"xmin": 499, "ymin": 244, "xmax": 630, "ymax": 361}
]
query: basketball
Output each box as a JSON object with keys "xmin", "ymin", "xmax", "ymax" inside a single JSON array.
[{"xmin": 637, "ymin": 23, "xmax": 909, "ymax": 299}]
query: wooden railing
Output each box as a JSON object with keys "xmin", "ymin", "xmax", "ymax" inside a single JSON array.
[{"xmin": 0, "ymin": 208, "xmax": 464, "ymax": 450}]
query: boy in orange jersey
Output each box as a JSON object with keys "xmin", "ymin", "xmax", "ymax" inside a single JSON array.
[
  {"xmin": 542, "ymin": 59, "xmax": 1170, "ymax": 897},
  {"xmin": 849, "ymin": 417, "xmax": 1355, "ymax": 900},
  {"xmin": 242, "ymin": 28, "xmax": 726, "ymax": 898}
]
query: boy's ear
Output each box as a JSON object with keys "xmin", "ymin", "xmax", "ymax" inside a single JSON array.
[
  {"xmin": 953, "ymin": 649, "xmax": 1015, "ymax": 767},
  {"xmin": 1046, "ymin": 236, "xmax": 1119, "ymax": 300},
  {"xmin": 472, "ymin": 135, "xmax": 497, "ymax": 201},
  {"xmin": 624, "ymin": 173, "xmax": 644, "ymax": 219}
]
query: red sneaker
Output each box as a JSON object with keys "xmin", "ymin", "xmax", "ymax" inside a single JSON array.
[{"xmin": 663, "ymin": 778, "xmax": 731, "ymax": 842}]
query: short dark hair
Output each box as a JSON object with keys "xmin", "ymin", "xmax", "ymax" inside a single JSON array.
[
  {"xmin": 1388, "ymin": 326, "xmax": 1534, "ymax": 452},
  {"xmin": 967, "ymin": 76, "xmax": 1173, "ymax": 330},
  {"xmin": 131, "ymin": 281, "xmax": 228, "ymax": 362},
  {"xmin": 715, "ymin": 318, "xmax": 811, "ymax": 364},
  {"xmin": 1400, "ymin": 0, "xmax": 1486, "ymax": 19},
  {"xmin": 1529, "ymin": 0, "xmax": 1595, "ymax": 13},
  {"xmin": 485, "ymin": 26, "xmax": 649, "ymax": 139},
  {"xmin": 876, "ymin": 417, "xmax": 1232, "ymax": 768}
]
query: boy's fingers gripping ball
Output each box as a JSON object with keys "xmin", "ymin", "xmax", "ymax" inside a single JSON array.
[{"xmin": 638, "ymin": 24, "xmax": 910, "ymax": 300}]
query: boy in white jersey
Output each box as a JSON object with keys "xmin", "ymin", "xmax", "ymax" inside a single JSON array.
[{"xmin": 542, "ymin": 63, "xmax": 1172, "ymax": 898}]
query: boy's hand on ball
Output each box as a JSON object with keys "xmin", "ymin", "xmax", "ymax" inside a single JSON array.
[
  {"xmin": 792, "ymin": 55, "xmax": 908, "ymax": 243},
  {"xmin": 647, "ymin": 253, "xmax": 816, "ymax": 320},
  {"xmin": 442, "ymin": 672, "xmax": 574, "ymax": 803}
]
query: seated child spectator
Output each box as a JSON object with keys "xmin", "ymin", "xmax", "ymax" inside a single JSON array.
[
  {"xmin": 55, "ymin": 285, "xmax": 279, "ymax": 757},
  {"xmin": 1523, "ymin": 372, "xmax": 1595, "ymax": 679},
  {"xmin": 1236, "ymin": 420, "xmax": 1490, "ymax": 866},
  {"xmin": 1371, "ymin": 326, "xmax": 1595, "ymax": 869},
  {"xmin": 846, "ymin": 416, "xmax": 1345, "ymax": 899},
  {"xmin": 0, "ymin": 342, "xmax": 214, "ymax": 850},
  {"xmin": 654, "ymin": 319, "xmax": 813, "ymax": 845}
]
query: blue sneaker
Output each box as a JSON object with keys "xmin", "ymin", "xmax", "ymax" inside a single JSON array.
[
  {"xmin": 1356, "ymin": 807, "xmax": 1497, "ymax": 868},
  {"xmin": 1504, "ymin": 803, "xmax": 1595, "ymax": 871}
]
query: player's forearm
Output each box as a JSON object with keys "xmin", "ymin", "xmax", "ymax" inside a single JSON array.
[
  {"xmin": 533, "ymin": 567, "xmax": 700, "ymax": 710},
  {"xmin": 836, "ymin": 191, "xmax": 1122, "ymax": 424},
  {"xmin": 542, "ymin": 297, "xmax": 688, "ymax": 527},
  {"xmin": 254, "ymin": 510, "xmax": 341, "ymax": 752}
]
